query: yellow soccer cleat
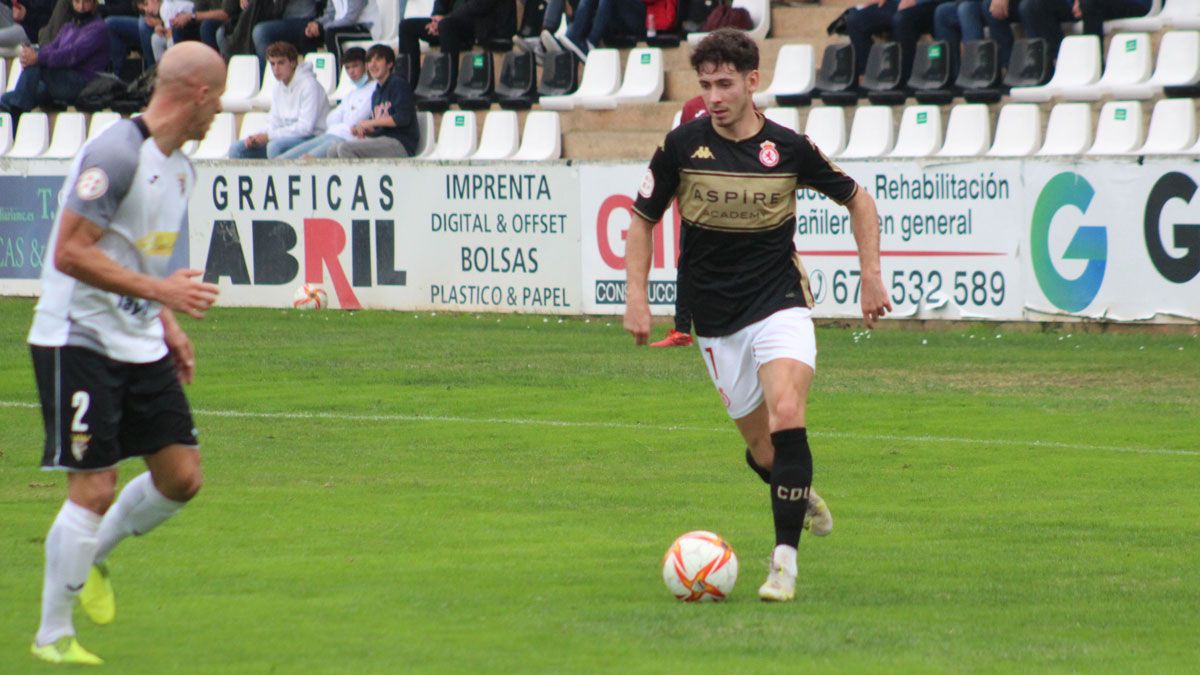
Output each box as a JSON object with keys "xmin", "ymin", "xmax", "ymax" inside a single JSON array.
[
  {"xmin": 757, "ymin": 563, "xmax": 797, "ymax": 602},
  {"xmin": 30, "ymin": 636, "xmax": 104, "ymax": 665},
  {"xmin": 803, "ymin": 490, "xmax": 833, "ymax": 537},
  {"xmin": 80, "ymin": 563, "xmax": 115, "ymax": 625}
]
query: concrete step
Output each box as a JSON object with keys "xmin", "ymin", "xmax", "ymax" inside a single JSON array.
[
  {"xmin": 562, "ymin": 130, "xmax": 665, "ymax": 160},
  {"xmin": 555, "ymin": 102, "xmax": 680, "ymax": 133}
]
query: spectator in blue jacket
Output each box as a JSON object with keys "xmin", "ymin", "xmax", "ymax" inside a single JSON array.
[{"xmin": 0, "ymin": 0, "xmax": 108, "ymax": 118}]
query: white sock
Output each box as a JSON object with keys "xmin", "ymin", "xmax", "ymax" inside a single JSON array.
[
  {"xmin": 772, "ymin": 544, "xmax": 798, "ymax": 577},
  {"xmin": 94, "ymin": 472, "xmax": 186, "ymax": 565},
  {"xmin": 36, "ymin": 500, "xmax": 101, "ymax": 646}
]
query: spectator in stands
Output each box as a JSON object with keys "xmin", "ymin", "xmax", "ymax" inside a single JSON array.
[
  {"xmin": 0, "ymin": 0, "xmax": 107, "ymax": 118},
  {"xmin": 11, "ymin": 0, "xmax": 55, "ymax": 43},
  {"xmin": 2, "ymin": 0, "xmax": 29, "ymax": 47},
  {"xmin": 277, "ymin": 46, "xmax": 376, "ymax": 158},
  {"xmin": 844, "ymin": 0, "xmax": 952, "ymax": 83},
  {"xmin": 933, "ymin": 0, "xmax": 1020, "ymax": 70},
  {"xmin": 1019, "ymin": 0, "xmax": 1150, "ymax": 59},
  {"xmin": 303, "ymin": 0, "xmax": 376, "ymax": 64},
  {"xmin": 398, "ymin": 0, "xmax": 516, "ymax": 83},
  {"xmin": 250, "ymin": 0, "xmax": 321, "ymax": 66},
  {"xmin": 541, "ymin": 0, "xmax": 643, "ymax": 61},
  {"xmin": 228, "ymin": 40, "xmax": 329, "ymax": 158},
  {"xmin": 105, "ymin": 0, "xmax": 161, "ymax": 73},
  {"xmin": 165, "ymin": 0, "xmax": 228, "ymax": 52},
  {"xmin": 329, "ymin": 43, "xmax": 418, "ymax": 158}
]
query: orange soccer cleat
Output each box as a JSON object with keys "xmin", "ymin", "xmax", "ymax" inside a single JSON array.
[{"xmin": 650, "ymin": 329, "xmax": 693, "ymax": 348}]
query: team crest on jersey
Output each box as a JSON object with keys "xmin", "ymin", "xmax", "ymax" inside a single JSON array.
[
  {"xmin": 691, "ymin": 145, "xmax": 714, "ymax": 159},
  {"xmin": 758, "ymin": 141, "xmax": 780, "ymax": 168},
  {"xmin": 70, "ymin": 432, "xmax": 91, "ymax": 462},
  {"xmin": 75, "ymin": 168, "xmax": 109, "ymax": 201},
  {"xmin": 639, "ymin": 170, "xmax": 655, "ymax": 198}
]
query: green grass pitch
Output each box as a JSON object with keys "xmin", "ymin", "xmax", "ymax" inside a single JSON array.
[{"xmin": 1, "ymin": 296, "xmax": 1198, "ymax": 673}]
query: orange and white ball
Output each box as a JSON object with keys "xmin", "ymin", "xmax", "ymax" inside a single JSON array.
[
  {"xmin": 292, "ymin": 283, "xmax": 328, "ymax": 310},
  {"xmin": 662, "ymin": 531, "xmax": 738, "ymax": 602}
]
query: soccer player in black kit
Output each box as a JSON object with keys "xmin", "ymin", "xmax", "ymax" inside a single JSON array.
[{"xmin": 623, "ymin": 29, "xmax": 892, "ymax": 601}]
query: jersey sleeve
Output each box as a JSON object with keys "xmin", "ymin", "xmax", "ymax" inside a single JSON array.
[
  {"xmin": 631, "ymin": 133, "xmax": 682, "ymax": 224},
  {"xmin": 796, "ymin": 134, "xmax": 859, "ymax": 205},
  {"xmin": 61, "ymin": 123, "xmax": 142, "ymax": 230}
]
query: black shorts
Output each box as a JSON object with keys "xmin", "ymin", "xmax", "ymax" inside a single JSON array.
[{"xmin": 31, "ymin": 346, "xmax": 199, "ymax": 472}]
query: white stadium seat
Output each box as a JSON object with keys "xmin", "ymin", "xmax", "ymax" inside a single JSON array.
[
  {"xmin": 987, "ymin": 103, "xmax": 1042, "ymax": 156},
  {"xmin": 472, "ymin": 110, "xmax": 520, "ymax": 159},
  {"xmin": 0, "ymin": 57, "xmax": 6, "ymax": 93},
  {"xmin": 1011, "ymin": 35, "xmax": 1102, "ymax": 101},
  {"xmin": 405, "ymin": 0, "xmax": 433, "ymax": 18},
  {"xmin": 581, "ymin": 47, "xmax": 663, "ymax": 109},
  {"xmin": 238, "ymin": 111, "xmax": 270, "ymax": 140},
  {"xmin": 936, "ymin": 104, "xmax": 991, "ymax": 157},
  {"xmin": 6, "ymin": 57, "xmax": 22, "ymax": 92},
  {"xmin": 764, "ymin": 106, "xmax": 800, "ymax": 133},
  {"xmin": 332, "ymin": 64, "xmax": 358, "ymax": 102},
  {"xmin": 220, "ymin": 55, "xmax": 261, "ymax": 113},
  {"xmin": 1110, "ymin": 31, "xmax": 1200, "ymax": 99},
  {"xmin": 1105, "ymin": 0, "xmax": 1163, "ymax": 31},
  {"xmin": 803, "ymin": 106, "xmax": 846, "ymax": 156},
  {"xmin": 753, "ymin": 44, "xmax": 816, "ymax": 108},
  {"xmin": 372, "ymin": 0, "xmax": 401, "ymax": 47},
  {"xmin": 0, "ymin": 112, "xmax": 13, "ymax": 156},
  {"xmin": 512, "ymin": 111, "xmax": 561, "ymax": 161},
  {"xmin": 670, "ymin": 110, "xmax": 682, "ymax": 129},
  {"xmin": 1037, "ymin": 103, "xmax": 1094, "ymax": 155},
  {"xmin": 249, "ymin": 64, "xmax": 279, "ymax": 111},
  {"xmin": 416, "ymin": 111, "xmax": 436, "ymax": 158},
  {"xmin": 1160, "ymin": 0, "xmax": 1200, "ymax": 28},
  {"xmin": 87, "ymin": 112, "xmax": 123, "ymax": 141},
  {"xmin": 1139, "ymin": 98, "xmax": 1197, "ymax": 153},
  {"xmin": 306, "ymin": 52, "xmax": 338, "ymax": 97},
  {"xmin": 540, "ymin": 48, "xmax": 621, "ymax": 111},
  {"xmin": 189, "ymin": 112, "xmax": 237, "ymax": 158},
  {"xmin": 428, "ymin": 110, "xmax": 477, "ymax": 159},
  {"xmin": 8, "ymin": 112, "xmax": 49, "ymax": 157},
  {"xmin": 1061, "ymin": 33, "xmax": 1152, "ymax": 100},
  {"xmin": 1088, "ymin": 101, "xmax": 1145, "ymax": 154},
  {"xmin": 889, "ymin": 105, "xmax": 943, "ymax": 157},
  {"xmin": 688, "ymin": 0, "xmax": 771, "ymax": 44},
  {"xmin": 838, "ymin": 105, "xmax": 894, "ymax": 158},
  {"xmin": 41, "ymin": 112, "xmax": 87, "ymax": 159}
]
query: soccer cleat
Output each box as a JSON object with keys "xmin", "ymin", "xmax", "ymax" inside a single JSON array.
[
  {"xmin": 803, "ymin": 490, "xmax": 833, "ymax": 537},
  {"xmin": 30, "ymin": 636, "xmax": 104, "ymax": 665},
  {"xmin": 757, "ymin": 563, "xmax": 796, "ymax": 602},
  {"xmin": 650, "ymin": 329, "xmax": 693, "ymax": 348},
  {"xmin": 80, "ymin": 563, "xmax": 115, "ymax": 625}
]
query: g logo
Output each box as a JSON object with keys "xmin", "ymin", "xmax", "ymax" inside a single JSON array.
[
  {"xmin": 1031, "ymin": 172, "xmax": 1107, "ymax": 312},
  {"xmin": 1144, "ymin": 172, "xmax": 1200, "ymax": 283}
]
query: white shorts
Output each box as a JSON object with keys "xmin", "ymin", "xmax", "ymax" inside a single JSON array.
[{"xmin": 696, "ymin": 307, "xmax": 817, "ymax": 420}]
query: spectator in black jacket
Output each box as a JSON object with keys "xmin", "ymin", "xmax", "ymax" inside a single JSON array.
[{"xmin": 398, "ymin": 0, "xmax": 516, "ymax": 83}]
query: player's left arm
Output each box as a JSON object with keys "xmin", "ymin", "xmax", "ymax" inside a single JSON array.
[
  {"xmin": 845, "ymin": 188, "xmax": 892, "ymax": 328},
  {"xmin": 160, "ymin": 307, "xmax": 196, "ymax": 384}
]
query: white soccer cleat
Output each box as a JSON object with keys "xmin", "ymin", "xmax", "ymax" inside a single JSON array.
[
  {"xmin": 757, "ymin": 562, "xmax": 796, "ymax": 602},
  {"xmin": 804, "ymin": 489, "xmax": 833, "ymax": 537}
]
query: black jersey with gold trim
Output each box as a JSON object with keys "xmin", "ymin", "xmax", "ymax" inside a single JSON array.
[{"xmin": 633, "ymin": 114, "xmax": 859, "ymax": 337}]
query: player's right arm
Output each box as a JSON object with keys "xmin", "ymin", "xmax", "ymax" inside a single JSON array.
[
  {"xmin": 54, "ymin": 211, "xmax": 219, "ymax": 319},
  {"xmin": 623, "ymin": 212, "xmax": 657, "ymax": 345}
]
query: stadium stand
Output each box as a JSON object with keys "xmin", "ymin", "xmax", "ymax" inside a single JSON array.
[
  {"xmin": 0, "ymin": 57, "xmax": 5, "ymax": 93},
  {"xmin": 250, "ymin": 64, "xmax": 281, "ymax": 112},
  {"xmin": 496, "ymin": 51, "xmax": 538, "ymax": 110},
  {"xmin": 454, "ymin": 50, "xmax": 498, "ymax": 111},
  {"xmin": 987, "ymin": 103, "xmax": 1042, "ymax": 156},
  {"xmin": 472, "ymin": 110, "xmax": 520, "ymax": 159},
  {"xmin": 936, "ymin": 104, "xmax": 991, "ymax": 157},
  {"xmin": 512, "ymin": 110, "xmax": 561, "ymax": 160},
  {"xmin": 814, "ymin": 42, "xmax": 858, "ymax": 106},
  {"xmin": 862, "ymin": 41, "xmax": 905, "ymax": 106},
  {"xmin": 238, "ymin": 112, "xmax": 271, "ymax": 142},
  {"xmin": 803, "ymin": 106, "xmax": 847, "ymax": 156},
  {"xmin": 1060, "ymin": 33, "xmax": 1152, "ymax": 101},
  {"xmin": 1037, "ymin": 103, "xmax": 1094, "ymax": 155},
  {"xmin": 416, "ymin": 111, "xmax": 437, "ymax": 157},
  {"xmin": 687, "ymin": 0, "xmax": 771, "ymax": 45},
  {"xmin": 0, "ymin": 112, "xmax": 12, "ymax": 156},
  {"xmin": 1133, "ymin": 0, "xmax": 1200, "ymax": 30},
  {"xmin": 428, "ymin": 110, "xmax": 478, "ymax": 159},
  {"xmin": 7, "ymin": 112, "xmax": 49, "ymax": 158},
  {"xmin": 753, "ymin": 43, "xmax": 815, "ymax": 108},
  {"xmin": 908, "ymin": 41, "xmax": 953, "ymax": 105},
  {"xmin": 86, "ymin": 111, "xmax": 122, "ymax": 141},
  {"xmin": 889, "ymin": 105, "xmax": 942, "ymax": 157},
  {"xmin": 763, "ymin": 106, "xmax": 800, "ymax": 132},
  {"xmin": 42, "ymin": 112, "xmax": 87, "ymax": 159},
  {"xmin": 1105, "ymin": 0, "xmax": 1164, "ymax": 31},
  {"xmin": 6, "ymin": 57, "xmax": 20, "ymax": 93},
  {"xmin": 540, "ymin": 48, "xmax": 620, "ymax": 111},
  {"xmin": 414, "ymin": 52, "xmax": 457, "ymax": 112},
  {"xmin": 220, "ymin": 55, "xmax": 263, "ymax": 114},
  {"xmin": 581, "ymin": 47, "xmax": 664, "ymax": 109},
  {"xmin": 1089, "ymin": 100, "xmax": 1145, "ymax": 154},
  {"xmin": 1110, "ymin": 30, "xmax": 1200, "ymax": 98},
  {"xmin": 958, "ymin": 40, "xmax": 1004, "ymax": 103},
  {"xmin": 1011, "ymin": 35, "xmax": 1102, "ymax": 102},
  {"xmin": 307, "ymin": 52, "xmax": 339, "ymax": 98},
  {"xmin": 1139, "ymin": 97, "xmax": 1197, "ymax": 152},
  {"xmin": 839, "ymin": 105, "xmax": 894, "ymax": 158},
  {"xmin": 188, "ymin": 113, "xmax": 237, "ymax": 159}
]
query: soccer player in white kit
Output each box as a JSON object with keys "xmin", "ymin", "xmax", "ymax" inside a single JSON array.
[
  {"xmin": 624, "ymin": 30, "xmax": 893, "ymax": 602},
  {"xmin": 26, "ymin": 42, "xmax": 226, "ymax": 665}
]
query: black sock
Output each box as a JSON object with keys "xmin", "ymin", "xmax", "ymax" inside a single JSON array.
[
  {"xmin": 770, "ymin": 428, "xmax": 813, "ymax": 548},
  {"xmin": 744, "ymin": 448, "xmax": 770, "ymax": 484}
]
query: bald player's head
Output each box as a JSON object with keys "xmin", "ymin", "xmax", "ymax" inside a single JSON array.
[{"xmin": 151, "ymin": 42, "xmax": 227, "ymax": 143}]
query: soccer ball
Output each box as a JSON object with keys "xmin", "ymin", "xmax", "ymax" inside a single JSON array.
[
  {"xmin": 662, "ymin": 531, "xmax": 738, "ymax": 602},
  {"xmin": 292, "ymin": 283, "xmax": 328, "ymax": 310}
]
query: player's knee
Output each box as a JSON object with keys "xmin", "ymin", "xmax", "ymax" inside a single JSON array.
[
  {"xmin": 769, "ymin": 398, "xmax": 805, "ymax": 429},
  {"xmin": 70, "ymin": 472, "xmax": 117, "ymax": 514},
  {"xmin": 160, "ymin": 467, "xmax": 203, "ymax": 502}
]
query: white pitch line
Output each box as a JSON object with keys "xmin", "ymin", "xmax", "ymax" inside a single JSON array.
[{"xmin": 1, "ymin": 400, "xmax": 1196, "ymax": 457}]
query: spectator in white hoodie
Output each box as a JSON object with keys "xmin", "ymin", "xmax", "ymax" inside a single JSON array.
[
  {"xmin": 304, "ymin": 0, "xmax": 378, "ymax": 66},
  {"xmin": 276, "ymin": 46, "xmax": 375, "ymax": 159},
  {"xmin": 228, "ymin": 40, "xmax": 329, "ymax": 158}
]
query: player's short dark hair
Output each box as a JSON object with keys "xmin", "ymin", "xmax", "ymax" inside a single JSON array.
[
  {"xmin": 689, "ymin": 29, "xmax": 759, "ymax": 74},
  {"xmin": 341, "ymin": 47, "xmax": 367, "ymax": 64},
  {"xmin": 366, "ymin": 44, "xmax": 395, "ymax": 65},
  {"xmin": 266, "ymin": 41, "xmax": 299, "ymax": 62}
]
